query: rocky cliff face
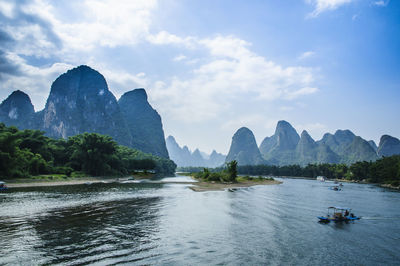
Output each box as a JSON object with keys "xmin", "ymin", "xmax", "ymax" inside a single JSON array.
[
  {"xmin": 208, "ymin": 150, "xmax": 226, "ymax": 168},
  {"xmin": 0, "ymin": 90, "xmax": 35, "ymax": 129},
  {"xmin": 256, "ymin": 121, "xmax": 384, "ymax": 166},
  {"xmin": 166, "ymin": 136, "xmax": 189, "ymax": 166},
  {"xmin": 118, "ymin": 89, "xmax": 169, "ymax": 158},
  {"xmin": 191, "ymin": 149, "xmax": 206, "ymax": 166},
  {"xmin": 293, "ymin": 130, "xmax": 340, "ymax": 166},
  {"xmin": 41, "ymin": 65, "xmax": 132, "ymax": 146},
  {"xmin": 368, "ymin": 140, "xmax": 378, "ymax": 152},
  {"xmin": 377, "ymin": 135, "xmax": 400, "ymax": 157},
  {"xmin": 226, "ymin": 127, "xmax": 264, "ymax": 165},
  {"xmin": 166, "ymin": 135, "xmax": 225, "ymax": 167},
  {"xmin": 259, "ymin": 120, "xmax": 299, "ymax": 165},
  {"xmin": 315, "ymin": 144, "xmax": 340, "ymax": 164},
  {"xmin": 319, "ymin": 130, "xmax": 355, "ymax": 155},
  {"xmin": 343, "ymin": 136, "xmax": 378, "ymax": 163},
  {"xmin": 0, "ymin": 65, "xmax": 172, "ymax": 158},
  {"xmin": 259, "ymin": 120, "xmax": 300, "ymax": 155},
  {"xmin": 295, "ymin": 130, "xmax": 317, "ymax": 164},
  {"xmin": 317, "ymin": 129, "xmax": 378, "ymax": 163}
]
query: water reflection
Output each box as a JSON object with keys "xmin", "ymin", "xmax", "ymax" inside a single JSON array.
[
  {"xmin": 32, "ymin": 197, "xmax": 161, "ymax": 265},
  {"xmin": 0, "ymin": 178, "xmax": 400, "ymax": 265},
  {"xmin": 0, "ymin": 183, "xmax": 163, "ymax": 265}
]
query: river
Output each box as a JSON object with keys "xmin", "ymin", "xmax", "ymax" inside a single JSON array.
[{"xmin": 1, "ymin": 177, "xmax": 399, "ymax": 265}]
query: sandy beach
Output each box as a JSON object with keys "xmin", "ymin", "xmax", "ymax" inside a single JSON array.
[{"xmin": 189, "ymin": 179, "xmax": 282, "ymax": 192}]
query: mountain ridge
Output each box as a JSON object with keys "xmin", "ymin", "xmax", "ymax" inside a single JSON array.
[
  {"xmin": 0, "ymin": 65, "xmax": 170, "ymax": 159},
  {"xmin": 166, "ymin": 135, "xmax": 226, "ymax": 167}
]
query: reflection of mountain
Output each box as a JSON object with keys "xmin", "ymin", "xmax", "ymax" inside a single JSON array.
[{"xmin": 166, "ymin": 135, "xmax": 226, "ymax": 167}]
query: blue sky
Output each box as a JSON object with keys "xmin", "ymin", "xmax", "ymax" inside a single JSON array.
[{"xmin": 0, "ymin": 0, "xmax": 399, "ymax": 154}]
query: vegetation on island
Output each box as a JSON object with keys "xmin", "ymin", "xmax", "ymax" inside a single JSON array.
[
  {"xmin": 180, "ymin": 155, "xmax": 400, "ymax": 186},
  {"xmin": 191, "ymin": 160, "xmax": 274, "ymax": 183},
  {"xmin": 0, "ymin": 123, "xmax": 176, "ymax": 179},
  {"xmin": 187, "ymin": 160, "xmax": 278, "ymax": 192},
  {"xmin": 193, "ymin": 160, "xmax": 238, "ymax": 182}
]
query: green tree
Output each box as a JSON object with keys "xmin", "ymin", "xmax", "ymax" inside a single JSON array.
[
  {"xmin": 68, "ymin": 133, "xmax": 119, "ymax": 176},
  {"xmin": 226, "ymin": 160, "xmax": 238, "ymax": 182}
]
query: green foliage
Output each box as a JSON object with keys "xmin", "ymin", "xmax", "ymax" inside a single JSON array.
[
  {"xmin": 237, "ymin": 175, "xmax": 274, "ymax": 182},
  {"xmin": 189, "ymin": 156, "xmax": 400, "ymax": 185},
  {"xmin": 68, "ymin": 133, "xmax": 120, "ymax": 176},
  {"xmin": 192, "ymin": 161, "xmax": 239, "ymax": 183},
  {"xmin": 226, "ymin": 160, "xmax": 238, "ymax": 182},
  {"xmin": 0, "ymin": 123, "xmax": 176, "ymax": 179}
]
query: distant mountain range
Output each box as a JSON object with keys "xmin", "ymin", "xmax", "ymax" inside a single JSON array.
[
  {"xmin": 3, "ymin": 66, "xmax": 399, "ymax": 168},
  {"xmin": 226, "ymin": 121, "xmax": 400, "ymax": 166},
  {"xmin": 0, "ymin": 65, "xmax": 169, "ymax": 158},
  {"xmin": 166, "ymin": 136, "xmax": 226, "ymax": 167}
]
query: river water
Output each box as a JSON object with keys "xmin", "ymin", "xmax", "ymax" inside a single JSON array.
[{"xmin": 1, "ymin": 177, "xmax": 399, "ymax": 265}]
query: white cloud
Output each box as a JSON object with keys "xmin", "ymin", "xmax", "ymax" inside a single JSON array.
[
  {"xmin": 173, "ymin": 54, "xmax": 187, "ymax": 61},
  {"xmin": 373, "ymin": 0, "xmax": 389, "ymax": 7},
  {"xmin": 0, "ymin": 1, "xmax": 14, "ymax": 18},
  {"xmin": 298, "ymin": 51, "xmax": 315, "ymax": 60},
  {"xmin": 306, "ymin": 0, "xmax": 353, "ymax": 17},
  {"xmin": 0, "ymin": 0, "xmax": 158, "ymax": 108},
  {"xmin": 147, "ymin": 31, "xmax": 197, "ymax": 48},
  {"xmin": 63, "ymin": 0, "xmax": 157, "ymax": 49},
  {"xmin": 0, "ymin": 52, "xmax": 73, "ymax": 110},
  {"xmin": 15, "ymin": 0, "xmax": 158, "ymax": 53},
  {"xmin": 285, "ymin": 87, "xmax": 319, "ymax": 100},
  {"xmin": 0, "ymin": 1, "xmax": 320, "ymax": 126},
  {"xmin": 150, "ymin": 35, "xmax": 318, "ymax": 122}
]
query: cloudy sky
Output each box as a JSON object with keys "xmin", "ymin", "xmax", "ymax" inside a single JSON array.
[{"xmin": 0, "ymin": 0, "xmax": 399, "ymax": 154}]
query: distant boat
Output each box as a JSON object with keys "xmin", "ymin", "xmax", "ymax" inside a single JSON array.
[
  {"xmin": 316, "ymin": 176, "xmax": 326, "ymax": 182},
  {"xmin": 318, "ymin": 207, "xmax": 361, "ymax": 223},
  {"xmin": 330, "ymin": 186, "xmax": 341, "ymax": 191},
  {"xmin": 0, "ymin": 181, "xmax": 8, "ymax": 191}
]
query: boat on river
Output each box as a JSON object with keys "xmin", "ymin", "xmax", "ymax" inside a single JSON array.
[
  {"xmin": 0, "ymin": 181, "xmax": 8, "ymax": 191},
  {"xmin": 330, "ymin": 186, "xmax": 342, "ymax": 191},
  {"xmin": 316, "ymin": 176, "xmax": 326, "ymax": 182},
  {"xmin": 318, "ymin": 207, "xmax": 360, "ymax": 223}
]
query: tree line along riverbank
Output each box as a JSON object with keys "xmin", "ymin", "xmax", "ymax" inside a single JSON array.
[
  {"xmin": 179, "ymin": 155, "xmax": 400, "ymax": 187},
  {"xmin": 0, "ymin": 123, "xmax": 176, "ymax": 180}
]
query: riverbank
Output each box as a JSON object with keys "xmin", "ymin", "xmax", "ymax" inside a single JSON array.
[
  {"xmin": 3, "ymin": 172, "xmax": 157, "ymax": 188},
  {"xmin": 5, "ymin": 177, "xmax": 126, "ymax": 188},
  {"xmin": 379, "ymin": 183, "xmax": 400, "ymax": 190},
  {"xmin": 3, "ymin": 174, "xmax": 283, "ymax": 191}
]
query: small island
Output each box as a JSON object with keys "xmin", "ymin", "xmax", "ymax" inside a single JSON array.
[{"xmin": 188, "ymin": 160, "xmax": 282, "ymax": 192}]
